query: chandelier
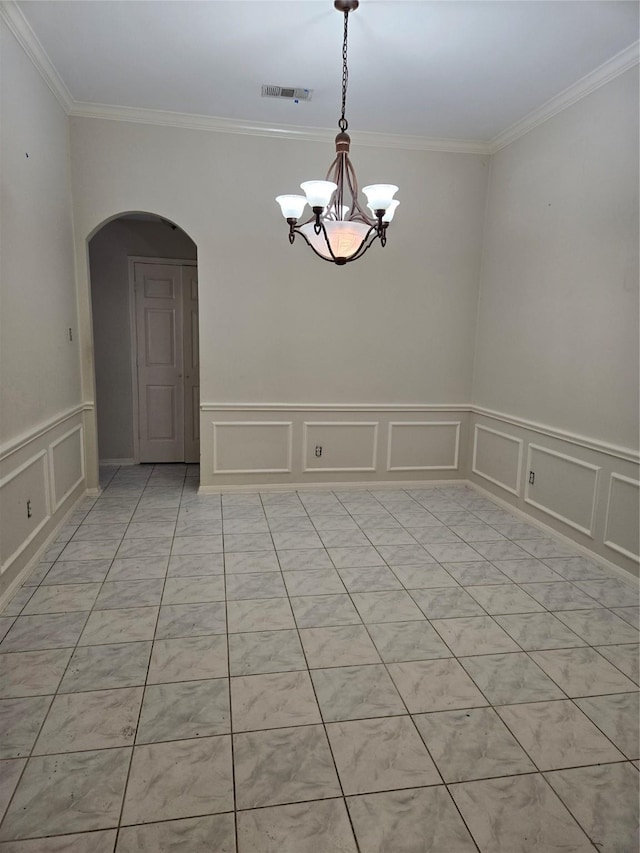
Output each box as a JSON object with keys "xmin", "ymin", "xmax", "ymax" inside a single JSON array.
[{"xmin": 275, "ymin": 0, "xmax": 399, "ymax": 266}]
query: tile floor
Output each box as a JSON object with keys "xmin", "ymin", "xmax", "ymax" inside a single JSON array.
[{"xmin": 0, "ymin": 464, "xmax": 638, "ymax": 852}]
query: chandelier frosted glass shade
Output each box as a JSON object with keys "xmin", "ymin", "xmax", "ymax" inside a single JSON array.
[{"xmin": 274, "ymin": 0, "xmax": 399, "ymax": 266}]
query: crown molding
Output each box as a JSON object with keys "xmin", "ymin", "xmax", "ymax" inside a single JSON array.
[
  {"xmin": 68, "ymin": 101, "xmax": 493, "ymax": 155},
  {"xmin": 0, "ymin": 0, "xmax": 74, "ymax": 113},
  {"xmin": 491, "ymin": 40, "xmax": 640, "ymax": 152}
]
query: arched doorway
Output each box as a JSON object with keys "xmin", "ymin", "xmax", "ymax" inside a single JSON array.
[{"xmin": 88, "ymin": 213, "xmax": 199, "ymax": 471}]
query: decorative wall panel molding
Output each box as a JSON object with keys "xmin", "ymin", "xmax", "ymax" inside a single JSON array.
[
  {"xmin": 212, "ymin": 421, "xmax": 293, "ymax": 474},
  {"xmin": 49, "ymin": 425, "xmax": 85, "ymax": 511},
  {"xmin": 472, "ymin": 424, "xmax": 523, "ymax": 495},
  {"xmin": 604, "ymin": 474, "xmax": 640, "ymax": 562},
  {"xmin": 387, "ymin": 421, "xmax": 460, "ymax": 471},
  {"xmin": 0, "ymin": 403, "xmax": 85, "ymax": 462},
  {"xmin": 303, "ymin": 422, "xmax": 378, "ymax": 473},
  {"xmin": 0, "ymin": 451, "xmax": 51, "ymax": 573},
  {"xmin": 524, "ymin": 444, "xmax": 600, "ymax": 537}
]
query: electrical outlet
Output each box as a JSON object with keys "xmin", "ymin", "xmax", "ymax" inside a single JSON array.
[
  {"xmin": 528, "ymin": 471, "xmax": 535, "ymax": 485},
  {"xmin": 315, "ymin": 446, "xmax": 323, "ymax": 457}
]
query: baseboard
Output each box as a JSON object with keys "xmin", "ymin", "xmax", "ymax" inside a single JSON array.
[
  {"xmin": 99, "ymin": 458, "xmax": 136, "ymax": 466},
  {"xmin": 197, "ymin": 478, "xmax": 466, "ymax": 495}
]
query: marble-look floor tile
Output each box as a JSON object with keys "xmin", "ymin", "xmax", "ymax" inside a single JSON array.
[
  {"xmin": 460, "ymin": 652, "xmax": 564, "ymax": 704},
  {"xmin": 266, "ymin": 516, "xmax": 312, "ymax": 533},
  {"xmin": 289, "ymin": 594, "xmax": 361, "ymax": 628},
  {"xmin": 124, "ymin": 522, "xmax": 175, "ymax": 540},
  {"xmin": 1, "ymin": 588, "xmax": 36, "ymax": 617},
  {"xmin": 237, "ymin": 798, "xmax": 357, "ymax": 853},
  {"xmin": 387, "ymin": 658, "xmax": 487, "ymax": 713},
  {"xmin": 300, "ymin": 625, "xmax": 381, "ymax": 668},
  {"xmin": 94, "ymin": 580, "xmax": 163, "ymax": 610},
  {"xmin": 529, "ymin": 647, "xmax": 638, "ymax": 697},
  {"xmin": 449, "ymin": 523, "xmax": 507, "ymax": 542},
  {"xmin": 497, "ymin": 699, "xmax": 624, "ymax": 769},
  {"xmin": 116, "ymin": 539, "xmax": 172, "ymax": 560},
  {"xmin": 234, "ymin": 724, "xmax": 341, "ymax": 808},
  {"xmin": 351, "ymin": 591, "xmax": 425, "ymax": 623},
  {"xmin": 228, "ymin": 629, "xmax": 305, "ymax": 676},
  {"xmin": 0, "ymin": 612, "xmax": 88, "ymax": 652},
  {"xmin": 544, "ymin": 762, "xmax": 639, "ymax": 853},
  {"xmin": 363, "ymin": 528, "xmax": 418, "ymax": 547},
  {"xmin": 450, "ymin": 774, "xmax": 593, "ymax": 853},
  {"xmin": 132, "ymin": 506, "xmax": 179, "ymax": 524},
  {"xmin": 494, "ymin": 612, "xmax": 588, "ymax": 651},
  {"xmin": 467, "ymin": 541, "xmax": 532, "ymax": 561},
  {"xmin": 326, "ymin": 716, "xmax": 439, "ymax": 794},
  {"xmin": 33, "ymin": 687, "xmax": 142, "ymax": 754},
  {"xmin": 375, "ymin": 544, "xmax": 432, "ymax": 566},
  {"xmin": 311, "ymin": 664, "xmax": 405, "ymax": 721},
  {"xmin": 595, "ymin": 643, "xmax": 639, "ymax": 684},
  {"xmin": 167, "ymin": 554, "xmax": 224, "ymax": 576},
  {"xmin": 491, "ymin": 558, "xmax": 562, "ymax": 583},
  {"xmin": 148, "ymin": 634, "xmax": 228, "ymax": 683},
  {"xmin": 573, "ymin": 578, "xmax": 638, "ymax": 608},
  {"xmin": 155, "ymin": 602, "xmax": 226, "ymax": 639},
  {"xmin": 327, "ymin": 546, "xmax": 386, "ymax": 569},
  {"xmin": 431, "ymin": 616, "xmax": 520, "ymax": 656},
  {"xmin": 407, "ymin": 527, "xmax": 463, "ymax": 545},
  {"xmin": 79, "ymin": 607, "xmax": 159, "ymax": 645},
  {"xmin": 40, "ymin": 560, "xmax": 112, "ymax": 586},
  {"xmin": 171, "ymin": 535, "xmax": 224, "ymax": 556},
  {"xmin": 338, "ymin": 566, "xmax": 402, "ymax": 592},
  {"xmin": 409, "ymin": 587, "xmax": 485, "ymax": 619},
  {"xmin": 0, "ymin": 748, "xmax": 130, "ymax": 840},
  {"xmin": 60, "ymin": 540, "xmax": 121, "ymax": 562},
  {"xmin": 0, "ymin": 618, "xmax": 14, "ymax": 643},
  {"xmin": 271, "ymin": 531, "xmax": 323, "ymax": 550},
  {"xmin": 0, "ymin": 696, "xmax": 51, "ymax": 758},
  {"xmin": 391, "ymin": 563, "xmax": 458, "ymax": 588},
  {"xmin": 0, "ymin": 648, "xmax": 72, "ymax": 699},
  {"xmin": 282, "ymin": 569, "xmax": 346, "ymax": 596},
  {"xmin": 311, "ymin": 514, "xmax": 359, "ymax": 531},
  {"xmin": 467, "ymin": 584, "xmax": 544, "ymax": 615},
  {"xmin": 137, "ymin": 678, "xmax": 229, "ymax": 743},
  {"xmin": 440, "ymin": 560, "xmax": 509, "ymax": 586},
  {"xmin": 227, "ymin": 598, "xmax": 294, "ymax": 633},
  {"xmin": 161, "ymin": 576, "xmax": 225, "ymax": 604},
  {"xmin": 231, "ymin": 670, "xmax": 320, "ymax": 731},
  {"xmin": 611, "ymin": 606, "xmax": 640, "ymax": 629},
  {"xmin": 121, "ymin": 735, "xmax": 233, "ymax": 824},
  {"xmin": 222, "ymin": 533, "xmax": 272, "ymax": 553},
  {"xmin": 174, "ymin": 519, "xmax": 223, "ymax": 537},
  {"xmin": 414, "ymin": 706, "xmax": 535, "ymax": 782},
  {"xmin": 555, "ymin": 609, "xmax": 639, "ymax": 646},
  {"xmin": 224, "ymin": 551, "xmax": 281, "ymax": 573},
  {"xmin": 59, "ymin": 642, "xmax": 152, "ymax": 693},
  {"xmin": 347, "ymin": 786, "xmax": 477, "ymax": 853},
  {"xmin": 519, "ymin": 582, "xmax": 601, "ymax": 611},
  {"xmin": 367, "ymin": 620, "xmax": 451, "ymax": 662},
  {"xmin": 575, "ymin": 693, "xmax": 639, "ymax": 758},
  {"xmin": 541, "ymin": 556, "xmax": 613, "ymax": 581},
  {"xmin": 354, "ymin": 513, "xmax": 401, "ymax": 530},
  {"xmin": 116, "ymin": 813, "xmax": 236, "ymax": 853},
  {"xmin": 0, "ymin": 758, "xmax": 26, "ymax": 823},
  {"xmin": 225, "ymin": 572, "xmax": 286, "ymax": 600},
  {"xmin": 106, "ymin": 556, "xmax": 168, "ymax": 582},
  {"xmin": 514, "ymin": 538, "xmax": 578, "ymax": 559},
  {"xmin": 72, "ymin": 523, "xmax": 127, "ymax": 541}
]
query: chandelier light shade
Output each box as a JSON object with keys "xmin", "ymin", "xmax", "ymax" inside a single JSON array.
[{"xmin": 275, "ymin": 0, "xmax": 399, "ymax": 266}]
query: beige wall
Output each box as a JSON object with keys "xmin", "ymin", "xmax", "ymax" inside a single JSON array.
[
  {"xmin": 0, "ymin": 20, "xmax": 85, "ymax": 595},
  {"xmin": 470, "ymin": 68, "xmax": 639, "ymax": 576},
  {"xmin": 89, "ymin": 218, "xmax": 196, "ymax": 461}
]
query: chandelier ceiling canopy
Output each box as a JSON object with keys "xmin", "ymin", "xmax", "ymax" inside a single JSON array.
[{"xmin": 275, "ymin": 0, "xmax": 399, "ymax": 266}]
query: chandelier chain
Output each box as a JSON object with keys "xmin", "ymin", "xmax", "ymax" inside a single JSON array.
[{"xmin": 339, "ymin": 10, "xmax": 349, "ymax": 132}]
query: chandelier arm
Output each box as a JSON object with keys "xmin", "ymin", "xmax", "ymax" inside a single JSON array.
[
  {"xmin": 290, "ymin": 225, "xmax": 341, "ymax": 263},
  {"xmin": 344, "ymin": 156, "xmax": 374, "ymax": 223}
]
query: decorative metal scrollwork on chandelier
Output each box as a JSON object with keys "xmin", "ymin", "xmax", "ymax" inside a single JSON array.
[{"xmin": 275, "ymin": 0, "xmax": 399, "ymax": 266}]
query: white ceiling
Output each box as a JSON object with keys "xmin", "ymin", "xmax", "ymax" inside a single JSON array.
[{"xmin": 16, "ymin": 0, "xmax": 640, "ymax": 142}]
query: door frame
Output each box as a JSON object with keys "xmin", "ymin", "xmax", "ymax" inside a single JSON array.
[{"xmin": 127, "ymin": 256, "xmax": 198, "ymax": 464}]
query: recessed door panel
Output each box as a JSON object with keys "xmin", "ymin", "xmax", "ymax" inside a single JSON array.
[
  {"xmin": 146, "ymin": 385, "xmax": 177, "ymax": 440},
  {"xmin": 145, "ymin": 308, "xmax": 176, "ymax": 366}
]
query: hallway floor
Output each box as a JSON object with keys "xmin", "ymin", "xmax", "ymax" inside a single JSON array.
[{"xmin": 0, "ymin": 465, "xmax": 638, "ymax": 852}]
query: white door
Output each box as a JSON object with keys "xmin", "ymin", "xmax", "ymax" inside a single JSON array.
[
  {"xmin": 135, "ymin": 262, "xmax": 185, "ymax": 463},
  {"xmin": 183, "ymin": 266, "xmax": 200, "ymax": 464}
]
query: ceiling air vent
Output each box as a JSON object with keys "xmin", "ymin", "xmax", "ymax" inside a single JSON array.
[{"xmin": 261, "ymin": 85, "xmax": 313, "ymax": 102}]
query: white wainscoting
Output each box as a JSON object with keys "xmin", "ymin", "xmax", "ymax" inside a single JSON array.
[
  {"xmin": 604, "ymin": 474, "xmax": 640, "ymax": 562},
  {"xmin": 212, "ymin": 422, "xmax": 293, "ymax": 474},
  {"xmin": 0, "ymin": 405, "xmax": 87, "ymax": 593},
  {"xmin": 201, "ymin": 405, "xmax": 469, "ymax": 488},
  {"xmin": 387, "ymin": 421, "xmax": 460, "ymax": 472},
  {"xmin": 303, "ymin": 422, "xmax": 378, "ymax": 473},
  {"xmin": 472, "ymin": 424, "xmax": 523, "ymax": 495},
  {"xmin": 524, "ymin": 444, "xmax": 600, "ymax": 537},
  {"xmin": 469, "ymin": 410, "xmax": 639, "ymax": 578}
]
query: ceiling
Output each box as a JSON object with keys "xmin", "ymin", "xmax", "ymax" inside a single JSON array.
[{"xmin": 15, "ymin": 0, "xmax": 640, "ymax": 143}]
